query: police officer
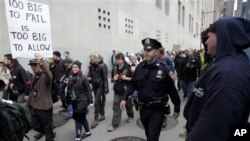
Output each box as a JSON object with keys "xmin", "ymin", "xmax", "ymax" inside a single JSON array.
[{"xmin": 120, "ymin": 37, "xmax": 181, "ymax": 141}]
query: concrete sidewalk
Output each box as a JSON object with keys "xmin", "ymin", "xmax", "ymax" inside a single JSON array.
[{"xmin": 0, "ymin": 82, "xmax": 187, "ymax": 141}]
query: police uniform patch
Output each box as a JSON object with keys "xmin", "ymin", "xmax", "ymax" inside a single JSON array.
[{"xmin": 156, "ymin": 70, "xmax": 163, "ymax": 78}]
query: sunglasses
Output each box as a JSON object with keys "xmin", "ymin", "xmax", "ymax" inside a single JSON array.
[{"xmin": 30, "ymin": 63, "xmax": 39, "ymax": 67}]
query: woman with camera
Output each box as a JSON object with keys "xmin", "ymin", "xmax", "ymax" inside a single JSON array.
[{"xmin": 65, "ymin": 60, "xmax": 93, "ymax": 141}]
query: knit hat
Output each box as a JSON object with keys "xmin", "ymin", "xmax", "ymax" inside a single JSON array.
[
  {"xmin": 53, "ymin": 51, "xmax": 61, "ymax": 58},
  {"xmin": 72, "ymin": 60, "xmax": 82, "ymax": 69}
]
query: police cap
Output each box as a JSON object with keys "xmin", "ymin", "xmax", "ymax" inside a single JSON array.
[{"xmin": 142, "ymin": 37, "xmax": 162, "ymax": 51}]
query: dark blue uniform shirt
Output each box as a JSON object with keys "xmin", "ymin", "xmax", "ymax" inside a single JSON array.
[{"xmin": 124, "ymin": 59, "xmax": 180, "ymax": 113}]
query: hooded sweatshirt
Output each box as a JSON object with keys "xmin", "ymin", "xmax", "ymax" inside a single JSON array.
[{"xmin": 184, "ymin": 17, "xmax": 250, "ymax": 141}]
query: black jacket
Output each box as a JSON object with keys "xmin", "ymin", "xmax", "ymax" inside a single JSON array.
[
  {"xmin": 67, "ymin": 75, "xmax": 93, "ymax": 113},
  {"xmin": 178, "ymin": 56, "xmax": 200, "ymax": 82},
  {"xmin": 87, "ymin": 60, "xmax": 109, "ymax": 94},
  {"xmin": 10, "ymin": 65, "xmax": 30, "ymax": 96}
]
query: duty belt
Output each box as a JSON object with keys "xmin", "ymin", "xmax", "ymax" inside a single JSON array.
[{"xmin": 137, "ymin": 100, "xmax": 166, "ymax": 107}]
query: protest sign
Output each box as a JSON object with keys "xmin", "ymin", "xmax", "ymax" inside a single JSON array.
[{"xmin": 5, "ymin": 0, "xmax": 52, "ymax": 58}]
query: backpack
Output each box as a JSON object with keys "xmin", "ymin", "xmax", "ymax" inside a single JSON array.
[{"xmin": 0, "ymin": 99, "xmax": 32, "ymax": 141}]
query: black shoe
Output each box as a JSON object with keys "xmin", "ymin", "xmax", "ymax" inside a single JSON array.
[
  {"xmin": 34, "ymin": 133, "xmax": 43, "ymax": 140},
  {"xmin": 52, "ymin": 132, "xmax": 56, "ymax": 138},
  {"xmin": 81, "ymin": 132, "xmax": 91, "ymax": 139}
]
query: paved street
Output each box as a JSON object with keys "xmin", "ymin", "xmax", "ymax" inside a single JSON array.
[{"xmin": 1, "ymin": 81, "xmax": 187, "ymax": 141}]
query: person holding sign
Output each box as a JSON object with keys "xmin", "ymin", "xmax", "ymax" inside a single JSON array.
[{"xmin": 26, "ymin": 53, "xmax": 55, "ymax": 141}]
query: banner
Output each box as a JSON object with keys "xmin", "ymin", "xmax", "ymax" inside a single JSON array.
[{"xmin": 5, "ymin": 0, "xmax": 52, "ymax": 58}]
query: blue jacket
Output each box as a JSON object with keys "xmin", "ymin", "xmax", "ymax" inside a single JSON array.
[{"xmin": 184, "ymin": 17, "xmax": 250, "ymax": 141}]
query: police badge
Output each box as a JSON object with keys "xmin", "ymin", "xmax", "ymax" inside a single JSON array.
[{"xmin": 156, "ymin": 70, "xmax": 163, "ymax": 78}]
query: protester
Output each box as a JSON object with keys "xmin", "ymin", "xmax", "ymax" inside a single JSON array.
[
  {"xmin": 66, "ymin": 60, "xmax": 93, "ymax": 141},
  {"xmin": 108, "ymin": 52, "xmax": 133, "ymax": 132},
  {"xmin": 27, "ymin": 53, "xmax": 55, "ymax": 141},
  {"xmin": 184, "ymin": 17, "xmax": 250, "ymax": 141},
  {"xmin": 87, "ymin": 53, "xmax": 109, "ymax": 128}
]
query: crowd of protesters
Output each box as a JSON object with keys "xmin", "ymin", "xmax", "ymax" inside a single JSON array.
[
  {"xmin": 0, "ymin": 47, "xmax": 207, "ymax": 141},
  {"xmin": 0, "ymin": 17, "xmax": 249, "ymax": 141}
]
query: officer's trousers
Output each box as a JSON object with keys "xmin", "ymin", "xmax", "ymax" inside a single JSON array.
[{"xmin": 140, "ymin": 106, "xmax": 165, "ymax": 141}]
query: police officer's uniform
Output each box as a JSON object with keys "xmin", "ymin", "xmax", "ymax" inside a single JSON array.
[{"xmin": 123, "ymin": 38, "xmax": 181, "ymax": 141}]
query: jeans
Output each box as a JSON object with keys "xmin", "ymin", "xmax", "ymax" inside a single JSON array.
[
  {"xmin": 180, "ymin": 80, "xmax": 194, "ymax": 98},
  {"xmin": 67, "ymin": 104, "xmax": 73, "ymax": 118},
  {"xmin": 74, "ymin": 110, "xmax": 90, "ymax": 138},
  {"xmin": 93, "ymin": 87, "xmax": 106, "ymax": 116}
]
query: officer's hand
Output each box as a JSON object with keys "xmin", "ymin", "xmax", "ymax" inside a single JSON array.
[
  {"xmin": 173, "ymin": 112, "xmax": 180, "ymax": 119},
  {"xmin": 120, "ymin": 100, "xmax": 126, "ymax": 110}
]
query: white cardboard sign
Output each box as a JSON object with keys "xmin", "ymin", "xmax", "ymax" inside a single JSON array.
[{"xmin": 5, "ymin": 0, "xmax": 52, "ymax": 58}]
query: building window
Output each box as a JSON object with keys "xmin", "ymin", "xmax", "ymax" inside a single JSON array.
[
  {"xmin": 156, "ymin": 0, "xmax": 162, "ymax": 9},
  {"xmin": 182, "ymin": 6, "xmax": 185, "ymax": 27},
  {"xmin": 165, "ymin": 0, "xmax": 169, "ymax": 15},
  {"xmin": 178, "ymin": 1, "xmax": 181, "ymax": 24},
  {"xmin": 165, "ymin": 33, "xmax": 168, "ymax": 45},
  {"xmin": 156, "ymin": 30, "xmax": 161, "ymax": 41},
  {"xmin": 97, "ymin": 8, "xmax": 111, "ymax": 30},
  {"xmin": 189, "ymin": 14, "xmax": 191, "ymax": 32},
  {"xmin": 191, "ymin": 17, "xmax": 193, "ymax": 33},
  {"xmin": 197, "ymin": 0, "xmax": 200, "ymax": 14},
  {"xmin": 124, "ymin": 17, "xmax": 135, "ymax": 35},
  {"xmin": 195, "ymin": 23, "xmax": 198, "ymax": 37}
]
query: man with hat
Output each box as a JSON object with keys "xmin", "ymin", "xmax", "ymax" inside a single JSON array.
[
  {"xmin": 26, "ymin": 53, "xmax": 55, "ymax": 141},
  {"xmin": 120, "ymin": 37, "xmax": 181, "ymax": 141}
]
